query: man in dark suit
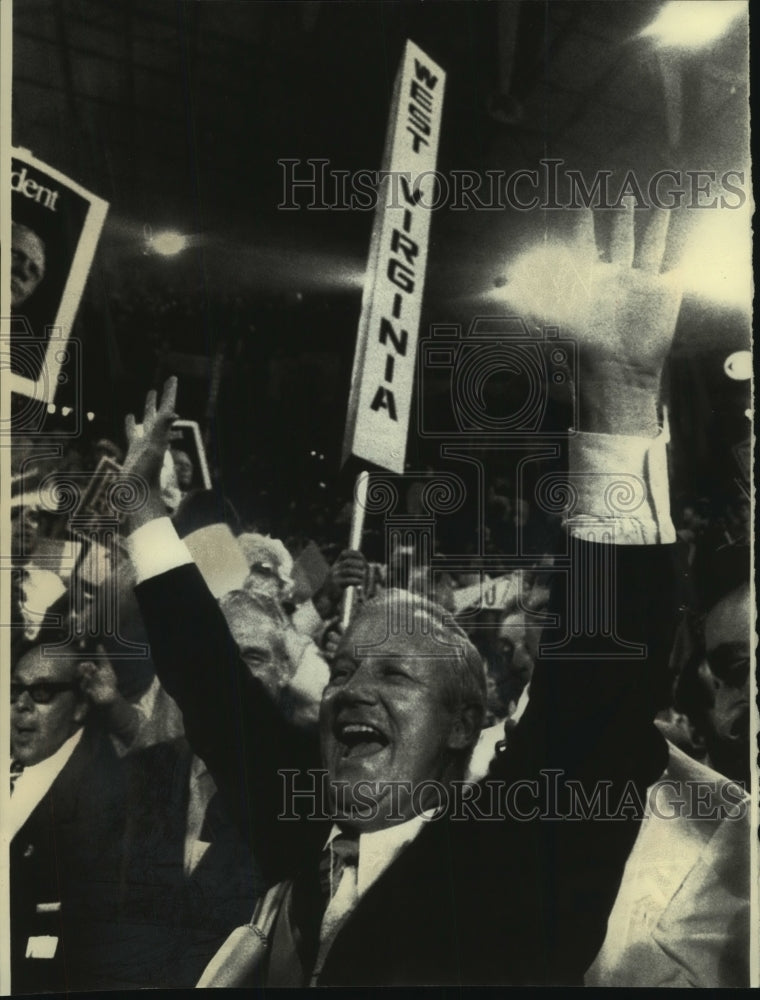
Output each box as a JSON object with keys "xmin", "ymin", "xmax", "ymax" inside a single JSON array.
[
  {"xmin": 9, "ymin": 644, "xmax": 264, "ymax": 992},
  {"xmin": 125, "ymin": 207, "xmax": 685, "ymax": 985},
  {"xmin": 9, "ymin": 644, "xmax": 128, "ymax": 993}
]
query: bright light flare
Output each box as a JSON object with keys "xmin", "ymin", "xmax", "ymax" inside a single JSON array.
[
  {"xmin": 639, "ymin": 1, "xmax": 745, "ymax": 49},
  {"xmin": 678, "ymin": 205, "xmax": 752, "ymax": 310},
  {"xmin": 491, "ymin": 240, "xmax": 601, "ymax": 329},
  {"xmin": 150, "ymin": 231, "xmax": 188, "ymax": 256}
]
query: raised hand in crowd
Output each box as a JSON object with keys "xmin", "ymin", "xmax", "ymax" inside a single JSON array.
[
  {"xmin": 573, "ymin": 204, "xmax": 681, "ymax": 435},
  {"xmin": 122, "ymin": 376, "xmax": 179, "ymax": 531},
  {"xmin": 78, "ymin": 646, "xmax": 140, "ymax": 748}
]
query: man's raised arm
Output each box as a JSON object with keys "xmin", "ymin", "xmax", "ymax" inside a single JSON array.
[
  {"xmin": 497, "ymin": 203, "xmax": 682, "ymax": 770},
  {"xmin": 484, "ymin": 207, "xmax": 683, "ymax": 979},
  {"xmin": 121, "ymin": 380, "xmax": 323, "ymax": 879}
]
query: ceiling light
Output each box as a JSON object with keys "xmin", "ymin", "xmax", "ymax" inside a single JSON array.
[{"xmin": 150, "ymin": 231, "xmax": 188, "ymax": 256}]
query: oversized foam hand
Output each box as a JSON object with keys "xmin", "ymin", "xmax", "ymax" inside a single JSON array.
[
  {"xmin": 508, "ymin": 204, "xmax": 682, "ymax": 435},
  {"xmin": 569, "ymin": 204, "xmax": 683, "ymax": 388},
  {"xmin": 509, "ymin": 204, "xmax": 682, "ymax": 389}
]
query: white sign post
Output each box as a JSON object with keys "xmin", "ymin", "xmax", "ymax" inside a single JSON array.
[
  {"xmin": 342, "ymin": 39, "xmax": 446, "ymax": 474},
  {"xmin": 339, "ymin": 41, "xmax": 445, "ymax": 627}
]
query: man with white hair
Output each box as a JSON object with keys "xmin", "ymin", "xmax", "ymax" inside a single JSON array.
[
  {"xmin": 238, "ymin": 532, "xmax": 296, "ymax": 602},
  {"xmin": 219, "ymin": 588, "xmax": 326, "ymax": 728}
]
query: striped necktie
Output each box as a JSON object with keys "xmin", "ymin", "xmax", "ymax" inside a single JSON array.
[{"xmin": 318, "ymin": 830, "xmax": 360, "ymax": 941}]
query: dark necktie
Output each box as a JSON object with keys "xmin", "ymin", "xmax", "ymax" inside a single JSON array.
[{"xmin": 10, "ymin": 759, "xmax": 24, "ymax": 795}]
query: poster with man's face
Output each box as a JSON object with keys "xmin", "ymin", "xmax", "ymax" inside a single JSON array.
[{"xmin": 9, "ymin": 149, "xmax": 108, "ymax": 403}]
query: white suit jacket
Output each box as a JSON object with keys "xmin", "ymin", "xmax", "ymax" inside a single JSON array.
[{"xmin": 585, "ymin": 742, "xmax": 750, "ymax": 987}]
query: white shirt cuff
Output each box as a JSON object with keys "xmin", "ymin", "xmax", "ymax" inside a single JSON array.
[
  {"xmin": 565, "ymin": 430, "xmax": 675, "ymax": 545},
  {"xmin": 125, "ymin": 517, "xmax": 194, "ymax": 584}
]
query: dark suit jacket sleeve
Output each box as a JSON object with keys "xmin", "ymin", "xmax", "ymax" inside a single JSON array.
[
  {"xmin": 483, "ymin": 538, "xmax": 676, "ymax": 981},
  {"xmin": 135, "ymin": 564, "xmax": 323, "ymax": 881},
  {"xmin": 493, "ymin": 538, "xmax": 675, "ymax": 785}
]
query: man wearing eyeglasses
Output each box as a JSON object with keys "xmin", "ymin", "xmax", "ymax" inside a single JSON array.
[
  {"xmin": 9, "ymin": 643, "xmax": 269, "ymax": 994},
  {"xmin": 10, "ymin": 647, "xmax": 87, "ymax": 773},
  {"xmin": 9, "ymin": 645, "xmax": 131, "ymax": 994}
]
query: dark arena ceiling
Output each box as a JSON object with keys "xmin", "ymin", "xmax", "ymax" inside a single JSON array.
[{"xmin": 10, "ymin": 0, "xmax": 751, "ymax": 521}]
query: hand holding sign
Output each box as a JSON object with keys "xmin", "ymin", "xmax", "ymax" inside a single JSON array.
[{"xmin": 314, "ymin": 549, "xmax": 369, "ymax": 620}]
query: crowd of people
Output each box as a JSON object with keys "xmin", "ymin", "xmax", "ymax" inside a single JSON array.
[{"xmin": 7, "ymin": 206, "xmax": 752, "ymax": 991}]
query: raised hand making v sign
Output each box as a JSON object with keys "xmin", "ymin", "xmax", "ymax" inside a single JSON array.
[{"xmin": 122, "ymin": 376, "xmax": 180, "ymax": 532}]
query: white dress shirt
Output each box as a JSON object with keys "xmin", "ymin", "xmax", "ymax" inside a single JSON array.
[
  {"xmin": 311, "ymin": 813, "xmax": 434, "ymax": 980},
  {"xmin": 566, "ymin": 428, "xmax": 674, "ymax": 544}
]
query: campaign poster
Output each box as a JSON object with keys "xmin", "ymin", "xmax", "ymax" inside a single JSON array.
[{"xmin": 8, "ymin": 148, "xmax": 108, "ymax": 405}]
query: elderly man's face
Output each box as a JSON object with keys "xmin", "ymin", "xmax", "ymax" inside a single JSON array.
[
  {"xmin": 11, "ymin": 648, "xmax": 87, "ymax": 766},
  {"xmin": 223, "ymin": 599, "xmax": 288, "ymax": 696},
  {"xmin": 320, "ymin": 602, "xmax": 471, "ymax": 830},
  {"xmin": 11, "ymin": 222, "xmax": 46, "ymax": 308}
]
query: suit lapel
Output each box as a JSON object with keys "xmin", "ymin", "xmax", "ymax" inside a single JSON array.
[{"xmin": 16, "ymin": 729, "xmax": 96, "ymax": 842}]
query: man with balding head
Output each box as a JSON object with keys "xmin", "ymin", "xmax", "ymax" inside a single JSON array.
[
  {"xmin": 220, "ymin": 588, "xmax": 328, "ymax": 729},
  {"xmin": 319, "ymin": 589, "xmax": 487, "ymax": 825}
]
